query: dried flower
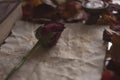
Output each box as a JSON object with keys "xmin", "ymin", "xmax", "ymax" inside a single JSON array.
[
  {"xmin": 101, "ymin": 69, "xmax": 113, "ymax": 80},
  {"xmin": 102, "ymin": 0, "xmax": 112, "ymax": 3},
  {"xmin": 33, "ymin": 3, "xmax": 57, "ymax": 19},
  {"xmin": 58, "ymin": 1, "xmax": 82, "ymax": 19},
  {"xmin": 97, "ymin": 12, "xmax": 117, "ymax": 25},
  {"xmin": 110, "ymin": 23, "xmax": 120, "ymax": 33}
]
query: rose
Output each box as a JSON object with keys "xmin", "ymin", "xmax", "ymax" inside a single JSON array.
[{"xmin": 35, "ymin": 22, "xmax": 65, "ymax": 47}]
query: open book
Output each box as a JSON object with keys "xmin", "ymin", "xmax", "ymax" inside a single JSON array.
[{"xmin": 0, "ymin": 0, "xmax": 21, "ymax": 45}]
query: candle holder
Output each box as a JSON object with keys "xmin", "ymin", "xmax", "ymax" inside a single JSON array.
[{"xmin": 82, "ymin": 1, "xmax": 109, "ymax": 25}]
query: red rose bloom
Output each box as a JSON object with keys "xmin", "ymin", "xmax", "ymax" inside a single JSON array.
[{"xmin": 35, "ymin": 22, "xmax": 65, "ymax": 47}]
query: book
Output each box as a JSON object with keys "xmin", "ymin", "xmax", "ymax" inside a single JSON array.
[{"xmin": 0, "ymin": 0, "xmax": 21, "ymax": 45}]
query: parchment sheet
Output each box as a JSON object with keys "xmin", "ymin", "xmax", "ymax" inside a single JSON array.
[{"xmin": 0, "ymin": 21, "xmax": 106, "ymax": 80}]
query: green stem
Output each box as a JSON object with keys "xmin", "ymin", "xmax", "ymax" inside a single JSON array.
[{"xmin": 5, "ymin": 40, "xmax": 41, "ymax": 80}]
